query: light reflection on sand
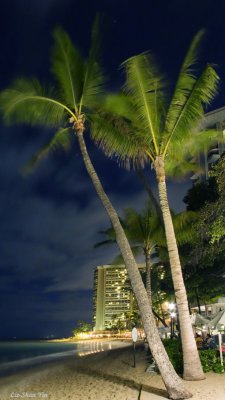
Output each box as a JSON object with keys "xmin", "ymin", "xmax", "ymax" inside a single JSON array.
[{"xmin": 77, "ymin": 340, "xmax": 123, "ymax": 357}]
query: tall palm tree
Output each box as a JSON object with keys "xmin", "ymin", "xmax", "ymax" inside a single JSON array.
[
  {"xmin": 0, "ymin": 21, "xmax": 191, "ymax": 399},
  {"xmin": 96, "ymin": 203, "xmax": 197, "ymax": 313},
  {"xmin": 91, "ymin": 30, "xmax": 220, "ymax": 380}
]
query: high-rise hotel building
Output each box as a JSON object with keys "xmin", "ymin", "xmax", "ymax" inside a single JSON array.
[{"xmin": 93, "ymin": 264, "xmax": 142, "ymax": 331}]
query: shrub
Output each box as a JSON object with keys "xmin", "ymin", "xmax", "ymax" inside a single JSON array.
[
  {"xmin": 162, "ymin": 339, "xmax": 225, "ymax": 374},
  {"xmin": 163, "ymin": 339, "xmax": 183, "ymax": 374},
  {"xmin": 199, "ymin": 350, "xmax": 225, "ymax": 373}
]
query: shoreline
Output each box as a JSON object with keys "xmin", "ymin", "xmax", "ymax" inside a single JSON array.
[
  {"xmin": 46, "ymin": 337, "xmax": 127, "ymax": 343},
  {"xmin": 0, "ymin": 342, "xmax": 225, "ymax": 400},
  {"xmin": 0, "ymin": 339, "xmax": 129, "ymax": 378}
]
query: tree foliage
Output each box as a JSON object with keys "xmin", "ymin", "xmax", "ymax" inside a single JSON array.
[
  {"xmin": 197, "ymin": 155, "xmax": 225, "ymax": 247},
  {"xmin": 73, "ymin": 320, "xmax": 93, "ymax": 336},
  {"xmin": 0, "ymin": 17, "xmax": 105, "ymax": 170},
  {"xmin": 183, "ymin": 178, "xmax": 218, "ymax": 211},
  {"xmin": 183, "ymin": 155, "xmax": 225, "ymax": 307},
  {"xmin": 91, "ymin": 31, "xmax": 220, "ymax": 177}
]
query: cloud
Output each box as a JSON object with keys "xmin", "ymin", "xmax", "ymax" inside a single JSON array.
[
  {"xmin": 0, "ymin": 124, "xmax": 189, "ymax": 303},
  {"xmin": 0, "ymin": 288, "xmax": 93, "ymax": 338},
  {"xmin": 0, "ymin": 0, "xmax": 199, "ymax": 339}
]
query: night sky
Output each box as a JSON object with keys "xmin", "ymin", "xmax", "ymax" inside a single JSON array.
[{"xmin": 0, "ymin": 0, "xmax": 225, "ymax": 339}]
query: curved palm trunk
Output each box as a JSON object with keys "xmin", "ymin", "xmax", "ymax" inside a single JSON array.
[
  {"xmin": 145, "ymin": 251, "xmax": 168, "ymax": 327},
  {"xmin": 155, "ymin": 156, "xmax": 204, "ymax": 381},
  {"xmin": 145, "ymin": 252, "xmax": 152, "ymax": 307},
  {"xmin": 77, "ymin": 132, "xmax": 192, "ymax": 399}
]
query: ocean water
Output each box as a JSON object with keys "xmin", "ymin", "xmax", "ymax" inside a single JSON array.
[{"xmin": 0, "ymin": 340, "xmax": 113, "ymax": 377}]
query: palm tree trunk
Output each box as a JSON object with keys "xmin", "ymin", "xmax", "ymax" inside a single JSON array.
[
  {"xmin": 76, "ymin": 132, "xmax": 192, "ymax": 399},
  {"xmin": 155, "ymin": 156, "xmax": 204, "ymax": 381},
  {"xmin": 145, "ymin": 251, "xmax": 168, "ymax": 327},
  {"xmin": 145, "ymin": 252, "xmax": 152, "ymax": 307}
]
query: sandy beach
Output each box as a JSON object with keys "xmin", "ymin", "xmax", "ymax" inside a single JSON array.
[{"xmin": 0, "ymin": 340, "xmax": 224, "ymax": 400}]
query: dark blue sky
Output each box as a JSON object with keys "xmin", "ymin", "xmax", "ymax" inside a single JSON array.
[{"xmin": 0, "ymin": 0, "xmax": 225, "ymax": 339}]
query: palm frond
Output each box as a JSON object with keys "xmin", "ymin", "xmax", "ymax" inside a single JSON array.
[
  {"xmin": 112, "ymin": 254, "xmax": 125, "ymax": 265},
  {"xmin": 52, "ymin": 27, "xmax": 84, "ymax": 112},
  {"xmin": 122, "ymin": 52, "xmax": 166, "ymax": 155},
  {"xmin": 89, "ymin": 14, "xmax": 102, "ymax": 62},
  {"xmin": 90, "ymin": 112, "xmax": 149, "ymax": 169},
  {"xmin": 164, "ymin": 127, "xmax": 221, "ymax": 177},
  {"xmin": 171, "ymin": 211, "xmax": 197, "ymax": 245},
  {"xmin": 157, "ymin": 246, "xmax": 169, "ymax": 264},
  {"xmin": 113, "ymin": 245, "xmax": 142, "ymax": 265},
  {"xmin": 103, "ymin": 92, "xmax": 135, "ymax": 120},
  {"xmin": 23, "ymin": 127, "xmax": 72, "ymax": 173},
  {"xmin": 165, "ymin": 157, "xmax": 201, "ymax": 177},
  {"xmin": 79, "ymin": 14, "xmax": 105, "ymax": 111},
  {"xmin": 146, "ymin": 219, "xmax": 166, "ymax": 247},
  {"xmin": 123, "ymin": 208, "xmax": 145, "ymax": 242},
  {"xmin": 173, "ymin": 210, "xmax": 197, "ymax": 226},
  {"xmin": 94, "ymin": 239, "xmax": 116, "ymax": 248},
  {"xmin": 93, "ymin": 92, "xmax": 152, "ymax": 163},
  {"xmin": 164, "ymin": 30, "xmax": 205, "ymax": 147},
  {"xmin": 94, "ymin": 225, "xmax": 116, "ymax": 248},
  {"xmin": 0, "ymin": 79, "xmax": 71, "ymax": 127},
  {"xmin": 180, "ymin": 129, "xmax": 223, "ymax": 157},
  {"xmin": 123, "ymin": 204, "xmax": 164, "ymax": 249},
  {"xmin": 135, "ymin": 169, "xmax": 164, "ymax": 221},
  {"xmin": 163, "ymin": 63, "xmax": 219, "ymax": 157}
]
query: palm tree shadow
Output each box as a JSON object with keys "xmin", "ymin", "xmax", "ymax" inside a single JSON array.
[{"xmin": 74, "ymin": 365, "xmax": 168, "ymax": 399}]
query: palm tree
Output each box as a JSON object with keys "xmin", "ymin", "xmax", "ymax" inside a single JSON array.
[
  {"xmin": 0, "ymin": 20, "xmax": 191, "ymax": 399},
  {"xmin": 122, "ymin": 205, "xmax": 161, "ymax": 308},
  {"xmin": 95, "ymin": 206, "xmax": 168, "ymax": 327},
  {"xmin": 96, "ymin": 203, "xmax": 197, "ymax": 319},
  {"xmin": 91, "ymin": 30, "xmax": 220, "ymax": 380},
  {"xmin": 95, "ymin": 202, "xmax": 164, "ymax": 306}
]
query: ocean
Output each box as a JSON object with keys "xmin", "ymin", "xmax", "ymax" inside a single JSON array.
[{"xmin": 0, "ymin": 340, "xmax": 113, "ymax": 377}]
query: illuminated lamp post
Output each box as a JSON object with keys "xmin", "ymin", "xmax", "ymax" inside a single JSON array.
[
  {"xmin": 170, "ymin": 311, "xmax": 176, "ymax": 339},
  {"xmin": 168, "ymin": 303, "xmax": 176, "ymax": 339}
]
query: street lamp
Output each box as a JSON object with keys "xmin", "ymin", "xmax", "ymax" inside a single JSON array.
[
  {"xmin": 168, "ymin": 303, "xmax": 176, "ymax": 339},
  {"xmin": 170, "ymin": 311, "xmax": 176, "ymax": 339},
  {"xmin": 168, "ymin": 303, "xmax": 175, "ymax": 312}
]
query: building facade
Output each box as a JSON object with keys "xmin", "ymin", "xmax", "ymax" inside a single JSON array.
[
  {"xmin": 191, "ymin": 106, "xmax": 225, "ymax": 182},
  {"xmin": 93, "ymin": 264, "xmax": 143, "ymax": 331}
]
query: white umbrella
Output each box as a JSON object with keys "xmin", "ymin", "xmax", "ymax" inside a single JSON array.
[
  {"xmin": 208, "ymin": 310, "xmax": 225, "ymax": 328},
  {"xmin": 191, "ymin": 313, "xmax": 209, "ymax": 326}
]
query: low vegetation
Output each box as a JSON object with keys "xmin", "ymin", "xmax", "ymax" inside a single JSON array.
[{"xmin": 163, "ymin": 339, "xmax": 225, "ymax": 374}]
